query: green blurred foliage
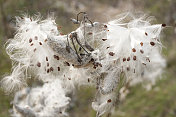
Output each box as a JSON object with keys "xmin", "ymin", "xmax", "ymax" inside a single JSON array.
[{"xmin": 0, "ymin": 0, "xmax": 176, "ymax": 117}]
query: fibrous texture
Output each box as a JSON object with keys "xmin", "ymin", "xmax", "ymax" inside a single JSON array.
[{"xmin": 1, "ymin": 13, "xmax": 165, "ymax": 117}]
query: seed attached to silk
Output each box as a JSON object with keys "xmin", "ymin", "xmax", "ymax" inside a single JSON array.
[
  {"xmin": 53, "ymin": 55, "xmax": 59, "ymax": 60},
  {"xmin": 34, "ymin": 48, "xmax": 37, "ymax": 52},
  {"xmin": 68, "ymin": 78, "xmax": 71, "ymax": 80},
  {"xmin": 127, "ymin": 67, "xmax": 130, "ymax": 71},
  {"xmin": 142, "ymin": 63, "xmax": 146, "ymax": 65},
  {"xmin": 123, "ymin": 58, "xmax": 126, "ymax": 62},
  {"xmin": 64, "ymin": 61, "xmax": 70, "ymax": 66},
  {"xmin": 102, "ymin": 38, "xmax": 107, "ymax": 41},
  {"xmin": 104, "ymin": 25, "xmax": 107, "ymax": 28},
  {"xmin": 109, "ymin": 52, "xmax": 115, "ymax": 56},
  {"xmin": 145, "ymin": 32, "xmax": 148, "ymax": 36},
  {"xmin": 35, "ymin": 36, "xmax": 38, "ymax": 40},
  {"xmin": 50, "ymin": 67, "xmax": 54, "ymax": 71},
  {"xmin": 98, "ymin": 63, "xmax": 102, "ymax": 67},
  {"xmin": 37, "ymin": 62, "xmax": 41, "ymax": 67},
  {"xmin": 39, "ymin": 42, "xmax": 42, "ymax": 45},
  {"xmin": 29, "ymin": 38, "xmax": 32, "ymax": 43},
  {"xmin": 57, "ymin": 67, "xmax": 60, "ymax": 71},
  {"xmin": 127, "ymin": 57, "xmax": 130, "ymax": 61},
  {"xmin": 150, "ymin": 42, "xmax": 155, "ymax": 46},
  {"xmin": 146, "ymin": 58, "xmax": 151, "ymax": 62},
  {"xmin": 140, "ymin": 50, "xmax": 144, "ymax": 54},
  {"xmin": 162, "ymin": 24, "xmax": 166, "ymax": 27},
  {"xmin": 132, "ymin": 48, "xmax": 136, "ymax": 52},
  {"xmin": 47, "ymin": 63, "xmax": 49, "ymax": 67},
  {"xmin": 47, "ymin": 69, "xmax": 49, "ymax": 73},
  {"xmin": 140, "ymin": 42, "xmax": 143, "ymax": 46},
  {"xmin": 88, "ymin": 32, "xmax": 93, "ymax": 35},
  {"xmin": 107, "ymin": 99, "xmax": 112, "ymax": 103},
  {"xmin": 133, "ymin": 56, "xmax": 137, "ymax": 61},
  {"xmin": 44, "ymin": 39, "xmax": 47, "ymax": 42},
  {"xmin": 46, "ymin": 57, "xmax": 48, "ymax": 61}
]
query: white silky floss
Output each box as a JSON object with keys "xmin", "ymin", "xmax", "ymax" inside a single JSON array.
[{"xmin": 1, "ymin": 13, "xmax": 166, "ymax": 117}]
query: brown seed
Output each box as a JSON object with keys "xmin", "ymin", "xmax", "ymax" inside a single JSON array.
[
  {"xmin": 68, "ymin": 78, "xmax": 71, "ymax": 80},
  {"xmin": 98, "ymin": 63, "xmax": 102, "ymax": 67},
  {"xmin": 35, "ymin": 36, "xmax": 38, "ymax": 40},
  {"xmin": 50, "ymin": 67, "xmax": 54, "ymax": 71},
  {"xmin": 64, "ymin": 61, "xmax": 70, "ymax": 66},
  {"xmin": 133, "ymin": 56, "xmax": 137, "ymax": 61},
  {"xmin": 88, "ymin": 78, "xmax": 90, "ymax": 82},
  {"xmin": 127, "ymin": 67, "xmax": 130, "ymax": 71},
  {"xmin": 123, "ymin": 58, "xmax": 126, "ymax": 62},
  {"xmin": 106, "ymin": 47, "xmax": 110, "ymax": 49},
  {"xmin": 109, "ymin": 52, "xmax": 115, "ymax": 56},
  {"xmin": 46, "ymin": 57, "xmax": 48, "ymax": 61},
  {"xmin": 30, "ymin": 18, "xmax": 32, "ymax": 21},
  {"xmin": 37, "ymin": 62, "xmax": 41, "ymax": 67},
  {"xmin": 145, "ymin": 32, "xmax": 148, "ymax": 36},
  {"xmin": 140, "ymin": 42, "xmax": 143, "ymax": 46},
  {"xmin": 107, "ymin": 30, "xmax": 109, "ymax": 31},
  {"xmin": 127, "ymin": 57, "xmax": 130, "ymax": 61},
  {"xmin": 53, "ymin": 55, "xmax": 59, "ymax": 60},
  {"xmin": 150, "ymin": 42, "xmax": 155, "ymax": 46},
  {"xmin": 146, "ymin": 58, "xmax": 150, "ymax": 62},
  {"xmin": 90, "ymin": 58, "xmax": 94, "ymax": 62},
  {"xmin": 162, "ymin": 24, "xmax": 166, "ymax": 27},
  {"xmin": 47, "ymin": 63, "xmax": 49, "ymax": 67},
  {"xmin": 102, "ymin": 38, "xmax": 107, "ymax": 41},
  {"xmin": 34, "ymin": 48, "xmax": 37, "ymax": 52},
  {"xmin": 93, "ymin": 66, "xmax": 97, "ymax": 69},
  {"xmin": 140, "ymin": 50, "xmax": 144, "ymax": 54},
  {"xmin": 104, "ymin": 25, "xmax": 107, "ymax": 28},
  {"xmin": 47, "ymin": 69, "xmax": 50, "ymax": 73},
  {"xmin": 93, "ymin": 62, "xmax": 99, "ymax": 68},
  {"xmin": 39, "ymin": 42, "xmax": 42, "ymax": 45},
  {"xmin": 107, "ymin": 99, "xmax": 112, "ymax": 103},
  {"xmin": 57, "ymin": 67, "xmax": 60, "ymax": 71},
  {"xmin": 30, "ymin": 43, "xmax": 34, "ymax": 46},
  {"xmin": 88, "ymin": 32, "xmax": 93, "ymax": 35},
  {"xmin": 132, "ymin": 48, "xmax": 136, "ymax": 52},
  {"xmin": 142, "ymin": 63, "xmax": 146, "ymax": 65},
  {"xmin": 29, "ymin": 38, "xmax": 32, "ymax": 43},
  {"xmin": 44, "ymin": 39, "xmax": 48, "ymax": 42}
]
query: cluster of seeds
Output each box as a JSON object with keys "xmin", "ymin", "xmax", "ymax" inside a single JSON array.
[{"xmin": 1, "ymin": 14, "xmax": 166, "ymax": 117}]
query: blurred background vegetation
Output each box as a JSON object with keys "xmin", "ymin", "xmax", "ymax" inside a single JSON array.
[{"xmin": 0, "ymin": 0, "xmax": 176, "ymax": 117}]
